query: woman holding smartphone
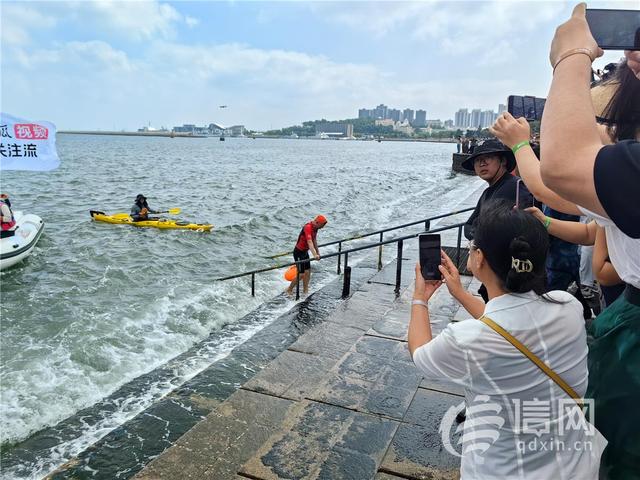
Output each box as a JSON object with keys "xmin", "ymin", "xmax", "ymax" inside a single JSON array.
[{"xmin": 408, "ymin": 200, "xmax": 605, "ymax": 479}]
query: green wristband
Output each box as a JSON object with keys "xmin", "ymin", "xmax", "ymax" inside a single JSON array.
[
  {"xmin": 512, "ymin": 141, "xmax": 530, "ymax": 154},
  {"xmin": 544, "ymin": 216, "xmax": 551, "ymax": 229}
]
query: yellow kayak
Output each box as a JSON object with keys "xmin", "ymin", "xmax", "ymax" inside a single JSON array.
[{"xmin": 90, "ymin": 211, "xmax": 213, "ymax": 232}]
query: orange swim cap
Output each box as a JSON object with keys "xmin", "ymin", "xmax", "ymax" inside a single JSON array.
[{"xmin": 314, "ymin": 215, "xmax": 327, "ymax": 225}]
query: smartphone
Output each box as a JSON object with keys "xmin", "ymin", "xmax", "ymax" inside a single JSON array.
[
  {"xmin": 508, "ymin": 95, "xmax": 546, "ymax": 121},
  {"xmin": 419, "ymin": 234, "xmax": 442, "ymax": 281},
  {"xmin": 586, "ymin": 9, "xmax": 640, "ymax": 51},
  {"xmin": 515, "ymin": 178, "xmax": 535, "ymax": 209}
]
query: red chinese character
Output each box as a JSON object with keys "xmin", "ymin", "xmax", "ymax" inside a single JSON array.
[
  {"xmin": 14, "ymin": 124, "xmax": 34, "ymax": 139},
  {"xmin": 33, "ymin": 124, "xmax": 48, "ymax": 139}
]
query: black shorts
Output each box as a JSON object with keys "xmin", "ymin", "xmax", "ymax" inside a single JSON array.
[{"xmin": 293, "ymin": 248, "xmax": 311, "ymax": 273}]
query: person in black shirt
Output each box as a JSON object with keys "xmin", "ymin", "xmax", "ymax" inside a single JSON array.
[
  {"xmin": 461, "ymin": 139, "xmax": 534, "ymax": 302},
  {"xmin": 462, "ymin": 139, "xmax": 535, "ymax": 241}
]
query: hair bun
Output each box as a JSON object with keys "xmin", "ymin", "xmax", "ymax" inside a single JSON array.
[{"xmin": 509, "ymin": 237, "xmax": 532, "ymax": 259}]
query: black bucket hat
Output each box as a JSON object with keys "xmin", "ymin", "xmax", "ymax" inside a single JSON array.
[
  {"xmin": 461, "ymin": 139, "xmax": 516, "ymax": 172},
  {"xmin": 135, "ymin": 194, "xmax": 147, "ymax": 202}
]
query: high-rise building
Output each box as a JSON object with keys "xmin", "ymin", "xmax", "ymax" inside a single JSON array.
[
  {"xmin": 374, "ymin": 104, "xmax": 388, "ymax": 120},
  {"xmin": 414, "ymin": 109, "xmax": 427, "ymax": 127},
  {"xmin": 454, "ymin": 109, "xmax": 469, "ymax": 128},
  {"xmin": 403, "ymin": 108, "xmax": 414, "ymax": 124},
  {"xmin": 481, "ymin": 110, "xmax": 496, "ymax": 129},
  {"xmin": 498, "ymin": 104, "xmax": 507, "ymax": 114},
  {"xmin": 470, "ymin": 109, "xmax": 482, "ymax": 129},
  {"xmin": 358, "ymin": 108, "xmax": 372, "ymax": 119},
  {"xmin": 388, "ymin": 109, "xmax": 401, "ymax": 122}
]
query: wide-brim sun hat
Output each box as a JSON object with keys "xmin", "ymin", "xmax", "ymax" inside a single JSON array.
[{"xmin": 461, "ymin": 139, "xmax": 516, "ymax": 172}]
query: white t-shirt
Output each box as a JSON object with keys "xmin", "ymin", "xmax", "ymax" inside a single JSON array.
[
  {"xmin": 579, "ymin": 206, "xmax": 640, "ymax": 289},
  {"xmin": 413, "ymin": 291, "xmax": 605, "ymax": 480}
]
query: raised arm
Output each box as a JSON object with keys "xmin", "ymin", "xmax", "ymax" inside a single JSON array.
[
  {"xmin": 490, "ymin": 113, "xmax": 581, "ymax": 215},
  {"xmin": 539, "ymin": 3, "xmax": 605, "ymax": 215}
]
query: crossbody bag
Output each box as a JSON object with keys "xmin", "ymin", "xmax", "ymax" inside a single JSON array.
[{"xmin": 478, "ymin": 315, "xmax": 582, "ymax": 407}]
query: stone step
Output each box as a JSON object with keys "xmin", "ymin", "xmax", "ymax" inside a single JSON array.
[{"xmin": 136, "ymin": 261, "xmax": 473, "ymax": 479}]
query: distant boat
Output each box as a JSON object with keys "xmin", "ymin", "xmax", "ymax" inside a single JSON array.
[{"xmin": 220, "ymin": 136, "xmax": 225, "ymax": 141}]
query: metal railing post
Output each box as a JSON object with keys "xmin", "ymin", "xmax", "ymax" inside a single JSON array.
[
  {"xmin": 425, "ymin": 219, "xmax": 430, "ymax": 231},
  {"xmin": 337, "ymin": 241, "xmax": 342, "ymax": 274},
  {"xmin": 395, "ymin": 240, "xmax": 403, "ymax": 295},
  {"xmin": 251, "ymin": 273, "xmax": 255, "ymax": 297},
  {"xmin": 378, "ymin": 232, "xmax": 383, "ymax": 270},
  {"xmin": 295, "ymin": 266, "xmax": 300, "ymax": 301},
  {"xmin": 456, "ymin": 225, "xmax": 462, "ymax": 269},
  {"xmin": 342, "ymin": 252, "xmax": 351, "ymax": 298}
]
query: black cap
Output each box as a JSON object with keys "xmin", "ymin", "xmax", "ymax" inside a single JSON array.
[{"xmin": 461, "ymin": 139, "xmax": 516, "ymax": 172}]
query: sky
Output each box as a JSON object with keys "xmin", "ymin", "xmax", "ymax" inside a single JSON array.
[{"xmin": 1, "ymin": 0, "xmax": 634, "ymax": 131}]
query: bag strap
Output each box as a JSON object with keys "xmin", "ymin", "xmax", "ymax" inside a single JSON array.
[{"xmin": 478, "ymin": 315, "xmax": 582, "ymax": 406}]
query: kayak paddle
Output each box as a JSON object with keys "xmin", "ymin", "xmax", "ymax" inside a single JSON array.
[{"xmin": 110, "ymin": 208, "xmax": 181, "ymax": 219}]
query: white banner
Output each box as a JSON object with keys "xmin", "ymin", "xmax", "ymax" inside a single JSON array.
[{"xmin": 0, "ymin": 113, "xmax": 60, "ymax": 171}]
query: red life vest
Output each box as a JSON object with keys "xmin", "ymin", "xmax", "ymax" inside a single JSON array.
[{"xmin": 1, "ymin": 201, "xmax": 16, "ymax": 231}]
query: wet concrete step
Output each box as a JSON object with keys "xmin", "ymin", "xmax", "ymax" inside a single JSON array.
[{"xmin": 135, "ymin": 263, "xmax": 473, "ymax": 479}]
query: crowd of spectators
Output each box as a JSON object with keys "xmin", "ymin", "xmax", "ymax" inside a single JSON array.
[{"xmin": 408, "ymin": 4, "xmax": 639, "ymax": 479}]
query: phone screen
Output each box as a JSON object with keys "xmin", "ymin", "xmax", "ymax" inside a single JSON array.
[
  {"xmin": 508, "ymin": 95, "xmax": 546, "ymax": 121},
  {"xmin": 508, "ymin": 95, "xmax": 524, "ymax": 119},
  {"xmin": 419, "ymin": 234, "xmax": 442, "ymax": 281},
  {"xmin": 523, "ymin": 96, "xmax": 536, "ymax": 121},
  {"xmin": 586, "ymin": 9, "xmax": 640, "ymax": 50}
]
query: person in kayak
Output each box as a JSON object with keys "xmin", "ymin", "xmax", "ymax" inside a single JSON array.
[
  {"xmin": 286, "ymin": 215, "xmax": 328, "ymax": 296},
  {"xmin": 0, "ymin": 193, "xmax": 16, "ymax": 238},
  {"xmin": 130, "ymin": 194, "xmax": 159, "ymax": 222}
]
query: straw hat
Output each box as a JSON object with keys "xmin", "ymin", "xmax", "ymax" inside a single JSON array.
[{"xmin": 591, "ymin": 81, "xmax": 619, "ymax": 122}]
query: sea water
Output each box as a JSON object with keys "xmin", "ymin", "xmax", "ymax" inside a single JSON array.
[{"xmin": 0, "ymin": 135, "xmax": 479, "ymax": 478}]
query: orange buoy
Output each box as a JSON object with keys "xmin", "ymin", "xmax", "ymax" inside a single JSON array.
[{"xmin": 284, "ymin": 265, "xmax": 298, "ymax": 281}]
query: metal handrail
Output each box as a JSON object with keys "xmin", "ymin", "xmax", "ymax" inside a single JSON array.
[
  {"xmin": 267, "ymin": 206, "xmax": 474, "ymax": 259},
  {"xmin": 215, "ymin": 219, "xmax": 468, "ymax": 300}
]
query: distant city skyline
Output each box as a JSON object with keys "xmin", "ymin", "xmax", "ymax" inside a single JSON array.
[
  {"xmin": 1, "ymin": 1, "xmax": 629, "ymax": 131},
  {"xmin": 358, "ymin": 104, "xmax": 428, "ymax": 127},
  {"xmin": 454, "ymin": 104, "xmax": 506, "ymax": 129}
]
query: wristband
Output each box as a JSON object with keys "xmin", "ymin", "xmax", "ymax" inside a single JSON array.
[
  {"xmin": 512, "ymin": 141, "xmax": 530, "ymax": 154},
  {"xmin": 553, "ymin": 48, "xmax": 595, "ymax": 73},
  {"xmin": 544, "ymin": 216, "xmax": 551, "ymax": 229},
  {"xmin": 412, "ymin": 299, "xmax": 428, "ymax": 308}
]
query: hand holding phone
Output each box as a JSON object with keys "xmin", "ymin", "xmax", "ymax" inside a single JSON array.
[
  {"xmin": 586, "ymin": 9, "xmax": 640, "ymax": 51},
  {"xmin": 507, "ymin": 95, "xmax": 546, "ymax": 121}
]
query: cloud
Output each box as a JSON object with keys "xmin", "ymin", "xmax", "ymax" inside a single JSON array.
[
  {"xmin": 2, "ymin": 1, "xmax": 200, "ymax": 44},
  {"xmin": 2, "ymin": 31, "xmax": 528, "ymax": 131},
  {"xmin": 8, "ymin": 40, "xmax": 134, "ymax": 72},
  {"xmin": 311, "ymin": 1, "xmax": 565, "ymax": 65},
  {"xmin": 0, "ymin": 3, "xmax": 57, "ymax": 46},
  {"xmin": 185, "ymin": 15, "xmax": 199, "ymax": 28},
  {"xmin": 80, "ymin": 0, "xmax": 183, "ymax": 40}
]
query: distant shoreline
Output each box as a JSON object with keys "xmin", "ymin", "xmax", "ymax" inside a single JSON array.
[
  {"xmin": 58, "ymin": 130, "xmax": 206, "ymax": 138},
  {"xmin": 58, "ymin": 131, "xmax": 457, "ymax": 143}
]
